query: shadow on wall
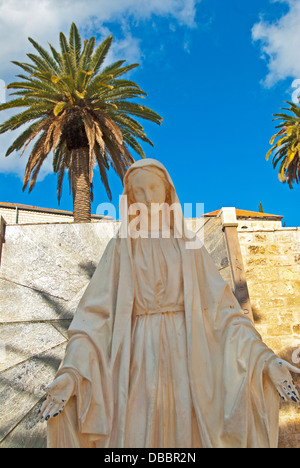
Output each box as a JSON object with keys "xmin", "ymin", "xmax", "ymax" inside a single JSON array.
[
  {"xmin": 30, "ymin": 259, "xmax": 97, "ymax": 322},
  {"xmin": 0, "ymin": 260, "xmax": 98, "ymax": 448},
  {"xmin": 78, "ymin": 260, "xmax": 97, "ymax": 280},
  {"xmin": 251, "ymin": 305, "xmax": 262, "ymax": 323}
]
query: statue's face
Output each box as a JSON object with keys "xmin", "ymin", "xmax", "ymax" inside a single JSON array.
[{"xmin": 130, "ymin": 170, "xmax": 167, "ymax": 213}]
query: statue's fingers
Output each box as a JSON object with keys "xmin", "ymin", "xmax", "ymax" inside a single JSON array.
[
  {"xmin": 40, "ymin": 402, "xmax": 52, "ymax": 422},
  {"xmin": 280, "ymin": 380, "xmax": 300, "ymax": 403},
  {"xmin": 46, "ymin": 403, "xmax": 62, "ymax": 420},
  {"xmin": 40, "ymin": 396, "xmax": 59, "ymax": 421},
  {"xmin": 44, "ymin": 383, "xmax": 55, "ymax": 393},
  {"xmin": 282, "ymin": 360, "xmax": 300, "ymax": 374},
  {"xmin": 39, "ymin": 396, "xmax": 51, "ymax": 419},
  {"xmin": 275, "ymin": 383, "xmax": 288, "ymax": 401},
  {"xmin": 277, "ymin": 389, "xmax": 288, "ymax": 402},
  {"xmin": 289, "ymin": 383, "xmax": 300, "ymax": 402}
]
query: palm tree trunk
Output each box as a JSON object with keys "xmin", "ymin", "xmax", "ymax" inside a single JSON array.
[{"xmin": 71, "ymin": 147, "xmax": 91, "ymax": 223}]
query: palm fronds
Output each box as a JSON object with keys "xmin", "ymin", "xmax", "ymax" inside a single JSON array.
[
  {"xmin": 267, "ymin": 101, "xmax": 300, "ymax": 188},
  {"xmin": 0, "ymin": 22, "xmax": 163, "ymax": 211}
]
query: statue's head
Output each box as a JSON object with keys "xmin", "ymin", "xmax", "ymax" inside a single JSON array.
[
  {"xmin": 119, "ymin": 158, "xmax": 202, "ymax": 248},
  {"xmin": 125, "ymin": 165, "xmax": 172, "ymax": 208},
  {"xmin": 123, "ymin": 164, "xmax": 173, "ymax": 233}
]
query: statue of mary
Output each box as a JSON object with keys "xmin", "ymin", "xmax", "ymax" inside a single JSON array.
[{"xmin": 40, "ymin": 158, "xmax": 300, "ymax": 448}]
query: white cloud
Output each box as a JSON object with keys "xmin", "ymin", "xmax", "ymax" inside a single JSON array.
[
  {"xmin": 0, "ymin": 109, "xmax": 54, "ymax": 182},
  {"xmin": 0, "ymin": 0, "xmax": 199, "ymax": 80},
  {"xmin": 252, "ymin": 0, "xmax": 300, "ymax": 87},
  {"xmin": 0, "ymin": 0, "xmax": 200, "ymax": 177}
]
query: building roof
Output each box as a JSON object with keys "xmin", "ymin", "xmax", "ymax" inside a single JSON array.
[
  {"xmin": 204, "ymin": 208, "xmax": 283, "ymax": 220},
  {"xmin": 0, "ymin": 202, "xmax": 283, "ymax": 222},
  {"xmin": 0, "ymin": 202, "xmax": 112, "ymax": 219}
]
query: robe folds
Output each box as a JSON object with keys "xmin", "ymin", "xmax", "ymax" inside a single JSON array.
[{"xmin": 48, "ymin": 159, "xmax": 279, "ymax": 449}]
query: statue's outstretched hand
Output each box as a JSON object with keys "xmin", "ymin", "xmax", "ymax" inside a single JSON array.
[
  {"xmin": 267, "ymin": 357, "xmax": 300, "ymax": 403},
  {"xmin": 39, "ymin": 373, "xmax": 75, "ymax": 422}
]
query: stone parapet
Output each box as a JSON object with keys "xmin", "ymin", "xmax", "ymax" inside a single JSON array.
[{"xmin": 238, "ymin": 227, "xmax": 300, "ymax": 448}]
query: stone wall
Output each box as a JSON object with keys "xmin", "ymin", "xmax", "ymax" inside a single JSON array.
[
  {"xmin": 186, "ymin": 216, "xmax": 233, "ymax": 289},
  {"xmin": 0, "ymin": 206, "xmax": 74, "ymax": 225},
  {"xmin": 238, "ymin": 226, "xmax": 300, "ymax": 448},
  {"xmin": 0, "ymin": 205, "xmax": 108, "ymax": 225},
  {"xmin": 0, "ymin": 221, "xmax": 117, "ymax": 447}
]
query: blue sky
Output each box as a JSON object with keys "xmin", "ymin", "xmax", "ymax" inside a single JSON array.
[{"xmin": 0, "ymin": 0, "xmax": 299, "ymax": 225}]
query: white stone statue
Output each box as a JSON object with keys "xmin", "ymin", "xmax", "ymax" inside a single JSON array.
[{"xmin": 40, "ymin": 159, "xmax": 300, "ymax": 448}]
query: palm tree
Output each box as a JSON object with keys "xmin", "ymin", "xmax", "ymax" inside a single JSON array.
[
  {"xmin": 0, "ymin": 23, "xmax": 163, "ymax": 222},
  {"xmin": 267, "ymin": 101, "xmax": 300, "ymax": 189}
]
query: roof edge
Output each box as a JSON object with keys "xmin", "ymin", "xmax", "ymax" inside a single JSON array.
[
  {"xmin": 204, "ymin": 208, "xmax": 283, "ymax": 220},
  {"xmin": 0, "ymin": 202, "xmax": 112, "ymax": 220}
]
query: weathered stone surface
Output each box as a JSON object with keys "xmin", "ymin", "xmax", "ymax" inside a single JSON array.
[
  {"xmin": 0, "ymin": 404, "xmax": 48, "ymax": 448},
  {"xmin": 0, "ymin": 223, "xmax": 114, "ymax": 301},
  {"xmin": 196, "ymin": 217, "xmax": 232, "ymax": 287},
  {"xmin": 238, "ymin": 227, "xmax": 300, "ymax": 448},
  {"xmin": 0, "ymin": 322, "xmax": 67, "ymax": 373},
  {"xmin": 218, "ymin": 265, "xmax": 233, "ymax": 286},
  {"xmin": 0, "ymin": 222, "xmax": 114, "ymax": 326},
  {"xmin": 0, "ymin": 343, "xmax": 67, "ymax": 447},
  {"xmin": 50, "ymin": 320, "xmax": 72, "ymax": 339},
  {"xmin": 0, "ymin": 222, "xmax": 115, "ymax": 448},
  {"xmin": 0, "ymin": 278, "xmax": 73, "ymax": 323}
]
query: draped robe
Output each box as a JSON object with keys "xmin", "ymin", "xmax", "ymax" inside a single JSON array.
[{"xmin": 48, "ymin": 159, "xmax": 279, "ymax": 449}]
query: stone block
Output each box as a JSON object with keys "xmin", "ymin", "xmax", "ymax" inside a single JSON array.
[
  {"xmin": 0, "ymin": 403, "xmax": 47, "ymax": 448},
  {"xmin": 238, "ymin": 233, "xmax": 254, "ymax": 244},
  {"xmin": 0, "ymin": 223, "xmax": 112, "ymax": 303},
  {"xmin": 0, "ymin": 227, "xmax": 82, "ymax": 300},
  {"xmin": 265, "ymin": 244, "xmax": 281, "ymax": 255},
  {"xmin": 245, "ymin": 266, "xmax": 280, "ymax": 282},
  {"xmin": 0, "ymin": 323, "xmax": 66, "ymax": 373},
  {"xmin": 292, "ymin": 324, "xmax": 300, "ymax": 336},
  {"xmin": 258, "ymin": 297, "xmax": 286, "ymax": 309},
  {"xmin": 0, "ymin": 343, "xmax": 67, "ymax": 447},
  {"xmin": 245, "ymin": 256, "xmax": 268, "ymax": 267},
  {"xmin": 248, "ymin": 245, "xmax": 266, "ymax": 255},
  {"xmin": 276, "ymin": 267, "xmax": 300, "ymax": 281},
  {"xmin": 0, "ymin": 278, "xmax": 73, "ymax": 323},
  {"xmin": 254, "ymin": 234, "xmax": 267, "ymax": 242}
]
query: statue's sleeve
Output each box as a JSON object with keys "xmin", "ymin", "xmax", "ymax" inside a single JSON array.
[{"xmin": 47, "ymin": 237, "xmax": 120, "ymax": 448}]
